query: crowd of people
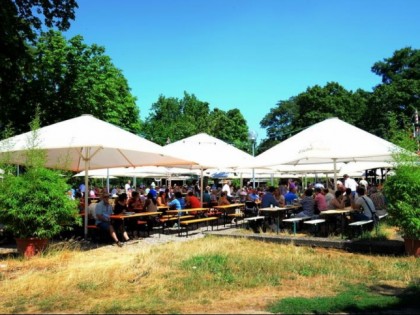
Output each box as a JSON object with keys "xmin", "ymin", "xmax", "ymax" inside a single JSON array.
[{"xmin": 73, "ymin": 174, "xmax": 388, "ymax": 245}]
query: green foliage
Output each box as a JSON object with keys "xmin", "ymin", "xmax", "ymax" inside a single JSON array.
[
  {"xmin": 261, "ymin": 48, "xmax": 419, "ymax": 147},
  {"xmin": 0, "ymin": 0, "xmax": 78, "ymax": 134},
  {"xmin": 142, "ymin": 92, "xmax": 251, "ymax": 151},
  {"xmin": 0, "ymin": 113, "xmax": 81, "ymax": 239},
  {"xmin": 261, "ymin": 82, "xmax": 368, "ymax": 145},
  {"xmin": 268, "ymin": 284, "xmax": 420, "ymax": 314},
  {"xmin": 383, "ymin": 165, "xmax": 420, "ymax": 239},
  {"xmin": 383, "ymin": 117, "xmax": 420, "ymax": 239},
  {"xmin": 1, "ymin": 30, "xmax": 141, "ymax": 135}
]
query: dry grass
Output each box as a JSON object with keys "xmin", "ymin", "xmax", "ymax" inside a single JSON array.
[{"xmin": 0, "ymin": 235, "xmax": 418, "ymax": 314}]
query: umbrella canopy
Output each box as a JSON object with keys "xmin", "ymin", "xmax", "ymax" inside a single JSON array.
[
  {"xmin": 163, "ymin": 133, "xmax": 257, "ymax": 201},
  {"xmin": 163, "ymin": 133, "xmax": 256, "ymax": 169},
  {"xmin": 251, "ymin": 117, "xmax": 401, "ymax": 190},
  {"xmin": 73, "ymin": 166, "xmax": 200, "ymax": 178},
  {"xmin": 0, "ymin": 114, "xmax": 195, "ymax": 237}
]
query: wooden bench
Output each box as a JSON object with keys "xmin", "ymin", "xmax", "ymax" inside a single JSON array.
[
  {"xmin": 282, "ymin": 217, "xmax": 311, "ymax": 235},
  {"xmin": 179, "ymin": 217, "xmax": 218, "ymax": 237},
  {"xmin": 242, "ymin": 215, "xmax": 266, "ymax": 232},
  {"xmin": 303, "ymin": 219, "xmax": 326, "ymax": 236},
  {"xmin": 159, "ymin": 215, "xmax": 195, "ymax": 235},
  {"xmin": 87, "ymin": 225, "xmax": 110, "ymax": 243},
  {"xmin": 227, "ymin": 212, "xmax": 244, "ymax": 227},
  {"xmin": 348, "ymin": 220, "xmax": 374, "ymax": 238}
]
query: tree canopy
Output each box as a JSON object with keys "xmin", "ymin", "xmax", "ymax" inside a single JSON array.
[
  {"xmin": 0, "ymin": 0, "xmax": 78, "ymax": 133},
  {"xmin": 259, "ymin": 47, "xmax": 419, "ymax": 151},
  {"xmin": 2, "ymin": 30, "xmax": 141, "ymax": 134},
  {"xmin": 142, "ymin": 92, "xmax": 250, "ymax": 151}
]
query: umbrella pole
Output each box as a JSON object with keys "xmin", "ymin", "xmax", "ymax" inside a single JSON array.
[
  {"xmin": 200, "ymin": 168, "xmax": 204, "ymax": 204},
  {"xmin": 84, "ymin": 149, "xmax": 90, "ymax": 239},
  {"xmin": 106, "ymin": 168, "xmax": 110, "ymax": 193},
  {"xmin": 333, "ymin": 158, "xmax": 337, "ymax": 192}
]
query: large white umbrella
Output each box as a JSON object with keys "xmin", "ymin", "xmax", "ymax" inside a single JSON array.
[
  {"xmin": 0, "ymin": 114, "xmax": 195, "ymax": 237},
  {"xmin": 250, "ymin": 117, "xmax": 401, "ymax": 190},
  {"xmin": 163, "ymin": 133, "xmax": 257, "ymax": 202}
]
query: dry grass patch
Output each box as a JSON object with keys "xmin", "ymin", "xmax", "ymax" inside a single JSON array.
[{"xmin": 0, "ymin": 235, "xmax": 418, "ymax": 314}]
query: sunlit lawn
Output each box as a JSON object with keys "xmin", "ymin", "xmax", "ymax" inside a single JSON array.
[{"xmin": 0, "ymin": 233, "xmax": 418, "ymax": 314}]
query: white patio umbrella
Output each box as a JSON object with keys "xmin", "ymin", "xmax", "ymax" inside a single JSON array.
[
  {"xmin": 0, "ymin": 114, "xmax": 195, "ymax": 238},
  {"xmin": 163, "ymin": 133, "xmax": 257, "ymax": 202},
  {"xmin": 250, "ymin": 117, "xmax": 401, "ymax": 190}
]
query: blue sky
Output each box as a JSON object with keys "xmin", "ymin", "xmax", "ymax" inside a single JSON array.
[{"xmin": 63, "ymin": 0, "xmax": 419, "ymax": 143}]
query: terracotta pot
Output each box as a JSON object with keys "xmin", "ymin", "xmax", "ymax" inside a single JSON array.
[
  {"xmin": 15, "ymin": 238, "xmax": 49, "ymax": 258},
  {"xmin": 404, "ymin": 238, "xmax": 420, "ymax": 257}
]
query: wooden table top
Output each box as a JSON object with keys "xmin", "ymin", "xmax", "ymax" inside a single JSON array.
[
  {"xmin": 166, "ymin": 208, "xmax": 209, "ymax": 214},
  {"xmin": 320, "ymin": 209, "xmax": 352, "ymax": 215},
  {"xmin": 110, "ymin": 212, "xmax": 160, "ymax": 219},
  {"xmin": 213, "ymin": 203, "xmax": 245, "ymax": 209},
  {"xmin": 259, "ymin": 206, "xmax": 289, "ymax": 211}
]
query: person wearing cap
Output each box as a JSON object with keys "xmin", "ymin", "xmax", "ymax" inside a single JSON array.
[
  {"xmin": 149, "ymin": 182, "xmax": 158, "ymax": 198},
  {"xmin": 95, "ymin": 193, "xmax": 126, "ymax": 247}
]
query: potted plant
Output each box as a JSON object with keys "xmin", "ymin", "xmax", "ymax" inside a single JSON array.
[
  {"xmin": 383, "ymin": 117, "xmax": 420, "ymax": 257},
  {"xmin": 0, "ymin": 116, "xmax": 81, "ymax": 258}
]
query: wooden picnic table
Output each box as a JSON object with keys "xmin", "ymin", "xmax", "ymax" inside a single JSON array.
[
  {"xmin": 110, "ymin": 211, "xmax": 160, "ymax": 220},
  {"xmin": 213, "ymin": 203, "xmax": 245, "ymax": 226},
  {"xmin": 320, "ymin": 208, "xmax": 353, "ymax": 238},
  {"xmin": 258, "ymin": 206, "xmax": 290, "ymax": 234},
  {"xmin": 166, "ymin": 208, "xmax": 210, "ymax": 215}
]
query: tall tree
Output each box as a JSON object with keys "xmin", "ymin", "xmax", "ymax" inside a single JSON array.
[
  {"xmin": 260, "ymin": 82, "xmax": 368, "ymax": 151},
  {"xmin": 0, "ymin": 0, "xmax": 78, "ymax": 133},
  {"xmin": 142, "ymin": 92, "xmax": 250, "ymax": 151},
  {"xmin": 367, "ymin": 47, "xmax": 420, "ymax": 139},
  {"xmin": 4, "ymin": 30, "xmax": 140, "ymax": 134}
]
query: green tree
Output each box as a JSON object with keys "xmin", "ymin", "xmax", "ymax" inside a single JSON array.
[
  {"xmin": 4, "ymin": 30, "xmax": 141, "ymax": 134},
  {"xmin": 0, "ymin": 0, "xmax": 78, "ymax": 133},
  {"xmin": 260, "ymin": 82, "xmax": 368, "ymax": 149},
  {"xmin": 142, "ymin": 92, "xmax": 250, "ymax": 150},
  {"xmin": 367, "ymin": 47, "xmax": 420, "ymax": 139}
]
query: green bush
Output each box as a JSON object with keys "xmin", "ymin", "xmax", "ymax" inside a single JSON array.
[
  {"xmin": 0, "ymin": 166, "xmax": 80, "ymax": 239},
  {"xmin": 0, "ymin": 113, "xmax": 80, "ymax": 239},
  {"xmin": 383, "ymin": 164, "xmax": 420, "ymax": 239}
]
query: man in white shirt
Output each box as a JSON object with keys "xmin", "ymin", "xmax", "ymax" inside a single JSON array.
[
  {"xmin": 343, "ymin": 174, "xmax": 358, "ymax": 197},
  {"xmin": 222, "ymin": 180, "xmax": 233, "ymax": 202}
]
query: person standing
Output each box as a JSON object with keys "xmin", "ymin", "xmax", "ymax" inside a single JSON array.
[
  {"xmin": 125, "ymin": 180, "xmax": 132, "ymax": 198},
  {"xmin": 344, "ymin": 174, "xmax": 358, "ymax": 197},
  {"xmin": 222, "ymin": 180, "xmax": 233, "ymax": 202}
]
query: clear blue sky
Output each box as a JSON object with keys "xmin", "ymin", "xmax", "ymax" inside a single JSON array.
[{"xmin": 63, "ymin": 0, "xmax": 419, "ymax": 143}]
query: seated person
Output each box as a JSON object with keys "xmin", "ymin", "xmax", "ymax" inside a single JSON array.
[
  {"xmin": 218, "ymin": 192, "xmax": 230, "ymax": 206},
  {"xmin": 351, "ymin": 187, "xmax": 376, "ymax": 222},
  {"xmin": 295, "ymin": 188, "xmax": 315, "ymax": 218},
  {"xmin": 114, "ymin": 193, "xmax": 128, "ymax": 214},
  {"xmin": 284, "ymin": 187, "xmax": 298, "ymax": 205},
  {"xmin": 247, "ymin": 189, "xmax": 260, "ymax": 202},
  {"xmin": 261, "ymin": 186, "xmax": 279, "ymax": 208},
  {"xmin": 314, "ymin": 187, "xmax": 328, "ymax": 213},
  {"xmin": 203, "ymin": 188, "xmax": 212, "ymax": 205},
  {"xmin": 185, "ymin": 191, "xmax": 201, "ymax": 208},
  {"xmin": 329, "ymin": 190, "xmax": 346, "ymax": 210},
  {"xmin": 127, "ymin": 191, "xmax": 143, "ymax": 212},
  {"xmin": 369, "ymin": 186, "xmax": 387, "ymax": 216},
  {"xmin": 168, "ymin": 191, "xmax": 186, "ymax": 216},
  {"xmin": 343, "ymin": 188, "xmax": 353, "ymax": 208},
  {"xmin": 156, "ymin": 191, "xmax": 167, "ymax": 206},
  {"xmin": 274, "ymin": 187, "xmax": 285, "ymax": 207},
  {"xmin": 95, "ymin": 193, "xmax": 129, "ymax": 246},
  {"xmin": 143, "ymin": 192, "xmax": 158, "ymax": 212}
]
